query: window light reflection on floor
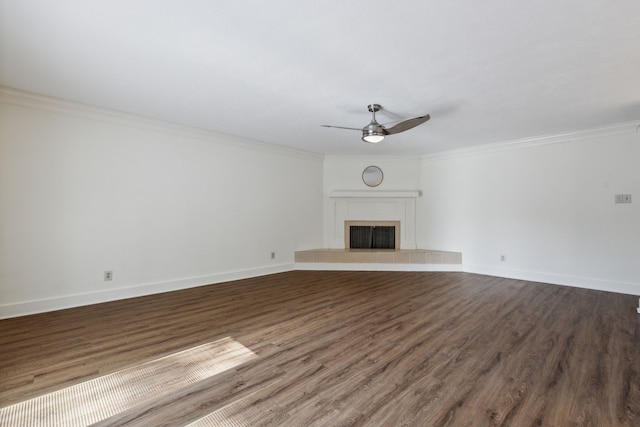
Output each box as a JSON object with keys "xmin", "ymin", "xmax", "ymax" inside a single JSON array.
[{"xmin": 0, "ymin": 337, "xmax": 257, "ymax": 427}]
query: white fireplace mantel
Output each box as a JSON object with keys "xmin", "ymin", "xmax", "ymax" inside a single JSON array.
[
  {"xmin": 329, "ymin": 190, "xmax": 421, "ymax": 198},
  {"xmin": 327, "ymin": 190, "xmax": 421, "ymax": 249}
]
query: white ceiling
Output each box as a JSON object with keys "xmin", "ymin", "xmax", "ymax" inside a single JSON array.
[{"xmin": 1, "ymin": 1, "xmax": 639, "ymax": 155}]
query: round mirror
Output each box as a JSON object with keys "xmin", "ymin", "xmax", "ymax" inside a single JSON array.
[{"xmin": 362, "ymin": 165, "xmax": 384, "ymax": 187}]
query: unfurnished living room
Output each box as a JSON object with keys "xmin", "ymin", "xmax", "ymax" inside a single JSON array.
[{"xmin": 1, "ymin": 1, "xmax": 639, "ymax": 426}]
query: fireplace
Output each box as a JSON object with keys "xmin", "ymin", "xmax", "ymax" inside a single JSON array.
[
  {"xmin": 345, "ymin": 221, "xmax": 400, "ymax": 250},
  {"xmin": 328, "ymin": 191, "xmax": 419, "ymax": 250}
]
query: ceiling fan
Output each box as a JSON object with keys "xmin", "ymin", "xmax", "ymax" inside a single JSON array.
[{"xmin": 321, "ymin": 104, "xmax": 430, "ymax": 143}]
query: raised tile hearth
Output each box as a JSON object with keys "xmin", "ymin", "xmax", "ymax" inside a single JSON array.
[{"xmin": 295, "ymin": 249, "xmax": 462, "ymax": 266}]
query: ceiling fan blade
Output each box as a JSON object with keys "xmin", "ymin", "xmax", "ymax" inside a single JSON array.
[
  {"xmin": 320, "ymin": 124, "xmax": 362, "ymax": 131},
  {"xmin": 383, "ymin": 114, "xmax": 430, "ymax": 135}
]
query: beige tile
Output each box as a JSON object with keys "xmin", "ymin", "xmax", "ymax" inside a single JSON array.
[
  {"xmin": 393, "ymin": 251, "xmax": 413, "ymax": 264},
  {"xmin": 426, "ymin": 252, "xmax": 444, "ymax": 264},
  {"xmin": 344, "ymin": 251, "xmax": 360, "ymax": 263},
  {"xmin": 376, "ymin": 252, "xmax": 396, "ymax": 263},
  {"xmin": 359, "ymin": 252, "xmax": 379, "ymax": 263},
  {"xmin": 295, "ymin": 251, "xmax": 315, "ymax": 263},
  {"xmin": 295, "ymin": 248, "xmax": 462, "ymax": 266},
  {"xmin": 329, "ymin": 251, "xmax": 347, "ymax": 263},
  {"xmin": 443, "ymin": 252, "xmax": 462, "ymax": 264},
  {"xmin": 315, "ymin": 251, "xmax": 335, "ymax": 263},
  {"xmin": 410, "ymin": 251, "xmax": 427, "ymax": 264},
  {"xmin": 345, "ymin": 251, "xmax": 377, "ymax": 263}
]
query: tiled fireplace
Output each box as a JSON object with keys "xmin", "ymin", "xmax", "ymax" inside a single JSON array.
[{"xmin": 295, "ymin": 190, "xmax": 463, "ymax": 270}]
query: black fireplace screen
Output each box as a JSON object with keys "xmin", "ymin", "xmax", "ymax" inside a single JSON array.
[{"xmin": 349, "ymin": 226, "xmax": 396, "ymax": 249}]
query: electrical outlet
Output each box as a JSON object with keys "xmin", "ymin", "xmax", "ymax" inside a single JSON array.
[
  {"xmin": 271, "ymin": 252, "xmax": 276, "ymax": 260},
  {"xmin": 615, "ymin": 194, "xmax": 632, "ymax": 204},
  {"xmin": 499, "ymin": 255, "xmax": 506, "ymax": 262},
  {"xmin": 104, "ymin": 271, "xmax": 113, "ymax": 281}
]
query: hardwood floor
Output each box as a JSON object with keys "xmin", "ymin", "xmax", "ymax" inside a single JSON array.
[{"xmin": 1, "ymin": 271, "xmax": 639, "ymax": 426}]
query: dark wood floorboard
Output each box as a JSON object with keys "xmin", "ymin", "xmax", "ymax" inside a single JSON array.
[{"xmin": 1, "ymin": 271, "xmax": 639, "ymax": 426}]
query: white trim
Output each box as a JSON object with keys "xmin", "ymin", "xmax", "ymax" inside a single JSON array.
[
  {"xmin": 3, "ymin": 264, "xmax": 636, "ymax": 318},
  {"xmin": 5, "ymin": 86, "xmax": 637, "ymax": 163},
  {"xmin": 329, "ymin": 190, "xmax": 421, "ymax": 198},
  {"xmin": 327, "ymin": 194, "xmax": 418, "ymax": 249},
  {"xmin": 324, "ymin": 155, "xmax": 423, "ymax": 163},
  {"xmin": 0, "ymin": 86, "xmax": 323, "ymax": 161},
  {"xmin": 423, "ymin": 120, "xmax": 640, "ymax": 160},
  {"xmin": 295, "ymin": 263, "xmax": 463, "ymax": 272},
  {"xmin": 0, "ymin": 264, "xmax": 294, "ymax": 319},
  {"xmin": 463, "ymin": 264, "xmax": 640, "ymax": 296}
]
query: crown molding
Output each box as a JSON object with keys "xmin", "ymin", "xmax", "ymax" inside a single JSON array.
[
  {"xmin": 422, "ymin": 120, "xmax": 640, "ymax": 160},
  {"xmin": 0, "ymin": 86, "xmax": 323, "ymax": 161},
  {"xmin": 4, "ymin": 85, "xmax": 638, "ymax": 163},
  {"xmin": 323, "ymin": 155, "xmax": 422, "ymax": 163}
]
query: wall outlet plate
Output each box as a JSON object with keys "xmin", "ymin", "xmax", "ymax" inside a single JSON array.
[{"xmin": 615, "ymin": 194, "xmax": 632, "ymax": 204}]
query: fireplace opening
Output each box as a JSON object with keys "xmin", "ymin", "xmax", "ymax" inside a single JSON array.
[
  {"xmin": 349, "ymin": 225, "xmax": 396, "ymax": 249},
  {"xmin": 344, "ymin": 220, "xmax": 400, "ymax": 250}
]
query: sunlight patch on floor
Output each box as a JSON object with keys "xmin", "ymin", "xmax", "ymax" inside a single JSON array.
[
  {"xmin": 185, "ymin": 393, "xmax": 268, "ymax": 427},
  {"xmin": 0, "ymin": 337, "xmax": 257, "ymax": 427}
]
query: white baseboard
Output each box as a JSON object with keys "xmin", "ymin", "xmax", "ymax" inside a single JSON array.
[
  {"xmin": 295, "ymin": 263, "xmax": 463, "ymax": 272},
  {"xmin": 4, "ymin": 264, "xmax": 635, "ymax": 319},
  {"xmin": 0, "ymin": 264, "xmax": 295, "ymax": 319},
  {"xmin": 463, "ymin": 264, "xmax": 640, "ymax": 296}
]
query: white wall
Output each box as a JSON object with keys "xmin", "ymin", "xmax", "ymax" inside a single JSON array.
[
  {"xmin": 323, "ymin": 156, "xmax": 422, "ymax": 248},
  {"xmin": 3, "ymin": 89, "xmax": 638, "ymax": 319},
  {"xmin": 322, "ymin": 127, "xmax": 640, "ymax": 295},
  {"xmin": 323, "ymin": 156, "xmax": 422, "ymax": 192},
  {"xmin": 418, "ymin": 126, "xmax": 640, "ymax": 295},
  {"xmin": 0, "ymin": 89, "xmax": 324, "ymax": 318}
]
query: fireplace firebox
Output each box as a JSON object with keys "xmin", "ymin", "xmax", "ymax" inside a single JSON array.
[
  {"xmin": 349, "ymin": 226, "xmax": 395, "ymax": 249},
  {"xmin": 344, "ymin": 221, "xmax": 401, "ymax": 250}
]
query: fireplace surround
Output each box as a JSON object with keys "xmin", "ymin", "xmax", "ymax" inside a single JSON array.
[
  {"xmin": 327, "ymin": 191, "xmax": 419, "ymax": 249},
  {"xmin": 299, "ymin": 190, "xmax": 462, "ymax": 269}
]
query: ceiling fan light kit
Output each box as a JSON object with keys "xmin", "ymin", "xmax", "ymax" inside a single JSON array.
[
  {"xmin": 322, "ymin": 103, "xmax": 430, "ymax": 144},
  {"xmin": 362, "ymin": 131, "xmax": 385, "ymax": 143},
  {"xmin": 362, "ymin": 128, "xmax": 385, "ymax": 143},
  {"xmin": 361, "ymin": 104, "xmax": 385, "ymax": 143}
]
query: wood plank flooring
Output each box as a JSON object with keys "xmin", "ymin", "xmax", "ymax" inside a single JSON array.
[{"xmin": 1, "ymin": 271, "xmax": 639, "ymax": 426}]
